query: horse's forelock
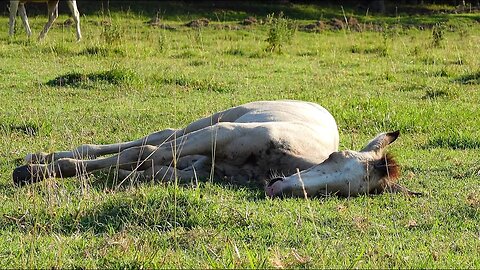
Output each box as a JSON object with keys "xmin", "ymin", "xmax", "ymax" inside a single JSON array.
[{"xmin": 370, "ymin": 153, "xmax": 400, "ymax": 193}]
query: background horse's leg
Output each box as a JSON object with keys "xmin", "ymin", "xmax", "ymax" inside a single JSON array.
[
  {"xmin": 66, "ymin": 0, "xmax": 81, "ymax": 41},
  {"xmin": 38, "ymin": 0, "xmax": 59, "ymax": 40},
  {"xmin": 8, "ymin": 1, "xmax": 19, "ymax": 36},
  {"xmin": 17, "ymin": 3, "xmax": 32, "ymax": 37}
]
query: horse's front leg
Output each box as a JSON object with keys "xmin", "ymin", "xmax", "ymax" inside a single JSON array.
[
  {"xmin": 13, "ymin": 145, "xmax": 160, "ymax": 186},
  {"xmin": 115, "ymin": 157, "xmax": 211, "ymax": 186}
]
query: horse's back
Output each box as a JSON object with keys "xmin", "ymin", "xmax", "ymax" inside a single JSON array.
[
  {"xmin": 234, "ymin": 100, "xmax": 338, "ymax": 133},
  {"xmin": 194, "ymin": 100, "xmax": 336, "ymax": 131}
]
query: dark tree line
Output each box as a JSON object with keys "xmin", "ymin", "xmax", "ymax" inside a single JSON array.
[
  {"xmin": 364, "ymin": 0, "xmax": 479, "ymax": 13},
  {"xmin": 1, "ymin": 0, "xmax": 478, "ymax": 16}
]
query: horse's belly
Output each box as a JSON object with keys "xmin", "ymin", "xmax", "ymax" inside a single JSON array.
[{"xmin": 214, "ymin": 147, "xmax": 323, "ymax": 183}]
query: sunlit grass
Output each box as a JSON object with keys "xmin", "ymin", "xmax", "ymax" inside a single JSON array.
[{"xmin": 0, "ymin": 4, "xmax": 479, "ymax": 268}]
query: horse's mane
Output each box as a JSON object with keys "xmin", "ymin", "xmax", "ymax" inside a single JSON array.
[{"xmin": 370, "ymin": 152, "xmax": 400, "ymax": 193}]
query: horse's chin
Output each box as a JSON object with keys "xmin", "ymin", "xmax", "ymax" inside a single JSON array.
[{"xmin": 265, "ymin": 177, "xmax": 284, "ymax": 197}]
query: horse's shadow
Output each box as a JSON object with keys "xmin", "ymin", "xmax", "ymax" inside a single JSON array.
[
  {"xmin": 58, "ymin": 170, "xmax": 267, "ymax": 233},
  {"xmin": 59, "ymin": 173, "xmax": 268, "ymax": 235},
  {"xmin": 3, "ymin": 158, "xmax": 271, "ymax": 235},
  {"xmin": 87, "ymin": 168, "xmax": 266, "ymax": 200}
]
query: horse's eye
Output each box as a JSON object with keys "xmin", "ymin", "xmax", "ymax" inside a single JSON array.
[{"xmin": 267, "ymin": 177, "xmax": 283, "ymax": 187}]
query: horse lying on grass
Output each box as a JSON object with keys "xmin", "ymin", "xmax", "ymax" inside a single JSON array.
[
  {"xmin": 9, "ymin": 0, "xmax": 81, "ymax": 41},
  {"xmin": 13, "ymin": 100, "xmax": 418, "ymax": 197}
]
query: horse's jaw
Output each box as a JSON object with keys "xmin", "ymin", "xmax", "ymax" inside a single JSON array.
[
  {"xmin": 265, "ymin": 131, "xmax": 402, "ymax": 198},
  {"xmin": 266, "ymin": 157, "xmax": 370, "ymax": 198}
]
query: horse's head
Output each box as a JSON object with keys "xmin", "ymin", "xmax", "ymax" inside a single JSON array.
[{"xmin": 266, "ymin": 131, "xmax": 418, "ymax": 198}]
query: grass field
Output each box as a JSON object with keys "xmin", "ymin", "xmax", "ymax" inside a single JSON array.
[{"xmin": 0, "ymin": 2, "xmax": 479, "ymax": 268}]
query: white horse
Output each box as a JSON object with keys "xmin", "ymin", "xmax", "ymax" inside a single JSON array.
[
  {"xmin": 9, "ymin": 0, "xmax": 81, "ymax": 41},
  {"xmin": 13, "ymin": 100, "xmax": 416, "ymax": 197}
]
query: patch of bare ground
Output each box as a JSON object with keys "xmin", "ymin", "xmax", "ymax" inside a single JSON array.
[
  {"xmin": 185, "ymin": 18, "xmax": 210, "ymax": 28},
  {"xmin": 299, "ymin": 17, "xmax": 366, "ymax": 32},
  {"xmin": 215, "ymin": 24, "xmax": 242, "ymax": 30},
  {"xmin": 467, "ymin": 192, "xmax": 480, "ymax": 209},
  {"xmin": 298, "ymin": 20, "xmax": 327, "ymax": 32},
  {"xmin": 240, "ymin": 16, "xmax": 258, "ymax": 25},
  {"xmin": 145, "ymin": 17, "xmax": 176, "ymax": 30}
]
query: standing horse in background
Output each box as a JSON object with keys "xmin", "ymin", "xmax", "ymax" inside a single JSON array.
[{"xmin": 9, "ymin": 0, "xmax": 81, "ymax": 41}]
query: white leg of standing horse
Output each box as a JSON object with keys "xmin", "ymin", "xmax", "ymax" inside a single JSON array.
[
  {"xmin": 8, "ymin": 1, "xmax": 19, "ymax": 37},
  {"xmin": 38, "ymin": 0, "xmax": 59, "ymax": 41},
  {"xmin": 66, "ymin": 0, "xmax": 82, "ymax": 41},
  {"xmin": 17, "ymin": 3, "xmax": 32, "ymax": 37},
  {"xmin": 9, "ymin": 0, "xmax": 81, "ymax": 40}
]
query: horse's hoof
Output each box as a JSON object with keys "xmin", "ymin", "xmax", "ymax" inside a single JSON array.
[{"xmin": 12, "ymin": 165, "xmax": 36, "ymax": 186}]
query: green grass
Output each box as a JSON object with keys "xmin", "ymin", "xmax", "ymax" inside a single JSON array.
[{"xmin": 0, "ymin": 3, "xmax": 479, "ymax": 268}]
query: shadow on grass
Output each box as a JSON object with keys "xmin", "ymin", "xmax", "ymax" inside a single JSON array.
[
  {"xmin": 87, "ymin": 168, "xmax": 265, "ymax": 201},
  {"xmin": 72, "ymin": 188, "xmax": 210, "ymax": 234},
  {"xmin": 0, "ymin": 179, "xmax": 266, "ymax": 235},
  {"xmin": 0, "ymin": 160, "xmax": 270, "ymax": 235},
  {"xmin": 454, "ymin": 71, "xmax": 480, "ymax": 85},
  {"xmin": 45, "ymin": 68, "xmax": 138, "ymax": 88},
  {"xmin": 0, "ymin": 123, "xmax": 39, "ymax": 137}
]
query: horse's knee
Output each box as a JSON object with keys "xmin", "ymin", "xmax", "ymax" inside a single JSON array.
[
  {"xmin": 143, "ymin": 166, "xmax": 175, "ymax": 182},
  {"xmin": 55, "ymin": 158, "xmax": 79, "ymax": 177},
  {"xmin": 139, "ymin": 145, "xmax": 158, "ymax": 157},
  {"xmin": 145, "ymin": 128, "xmax": 177, "ymax": 145},
  {"xmin": 74, "ymin": 144, "xmax": 99, "ymax": 159},
  {"xmin": 25, "ymin": 152, "xmax": 50, "ymax": 164},
  {"xmin": 117, "ymin": 145, "xmax": 158, "ymax": 171}
]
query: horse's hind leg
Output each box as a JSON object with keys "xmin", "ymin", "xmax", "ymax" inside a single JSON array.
[
  {"xmin": 13, "ymin": 122, "xmax": 254, "ymax": 186},
  {"xmin": 25, "ymin": 128, "xmax": 180, "ymax": 164},
  {"xmin": 17, "ymin": 3, "xmax": 32, "ymax": 37},
  {"xmin": 13, "ymin": 143, "xmax": 212, "ymax": 186},
  {"xmin": 38, "ymin": 0, "xmax": 59, "ymax": 40},
  {"xmin": 66, "ymin": 0, "xmax": 81, "ymax": 41},
  {"xmin": 25, "ymin": 106, "xmax": 240, "ymax": 164}
]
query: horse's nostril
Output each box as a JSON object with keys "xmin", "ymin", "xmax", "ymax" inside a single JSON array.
[{"xmin": 267, "ymin": 177, "xmax": 283, "ymax": 187}]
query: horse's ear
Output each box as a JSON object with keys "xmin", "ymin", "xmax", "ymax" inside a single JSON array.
[
  {"xmin": 387, "ymin": 183, "xmax": 423, "ymax": 196},
  {"xmin": 361, "ymin": 130, "xmax": 400, "ymax": 154}
]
